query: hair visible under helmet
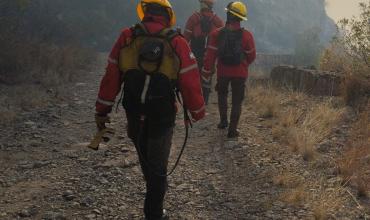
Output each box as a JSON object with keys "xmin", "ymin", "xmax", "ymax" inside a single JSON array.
[{"xmin": 226, "ymin": 12, "xmax": 242, "ymax": 23}]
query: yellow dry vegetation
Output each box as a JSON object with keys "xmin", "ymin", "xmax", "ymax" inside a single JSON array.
[
  {"xmin": 248, "ymin": 85, "xmax": 281, "ymax": 119},
  {"xmin": 288, "ymin": 102, "xmax": 345, "ymax": 160},
  {"xmin": 311, "ymin": 185, "xmax": 346, "ymax": 220},
  {"xmin": 273, "ymin": 172, "xmax": 303, "ymax": 188},
  {"xmin": 337, "ymin": 111, "xmax": 370, "ymax": 198},
  {"xmin": 249, "ymin": 85, "xmax": 345, "ymax": 161}
]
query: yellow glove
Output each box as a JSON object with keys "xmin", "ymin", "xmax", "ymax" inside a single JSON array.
[{"xmin": 95, "ymin": 114, "xmax": 110, "ymax": 131}]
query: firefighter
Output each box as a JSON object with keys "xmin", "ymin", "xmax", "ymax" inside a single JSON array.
[
  {"xmin": 184, "ymin": 0, "xmax": 224, "ymax": 105},
  {"xmin": 95, "ymin": 0, "xmax": 205, "ymax": 219},
  {"xmin": 202, "ymin": 1, "xmax": 256, "ymax": 138}
]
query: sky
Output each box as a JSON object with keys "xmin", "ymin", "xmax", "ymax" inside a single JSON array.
[{"xmin": 325, "ymin": 0, "xmax": 364, "ymax": 22}]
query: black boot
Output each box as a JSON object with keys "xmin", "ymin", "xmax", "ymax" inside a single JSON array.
[
  {"xmin": 217, "ymin": 121, "xmax": 228, "ymax": 129},
  {"xmin": 145, "ymin": 209, "xmax": 169, "ymax": 220},
  {"xmin": 217, "ymin": 86, "xmax": 228, "ymax": 130},
  {"xmin": 227, "ymin": 129, "xmax": 240, "ymax": 138}
]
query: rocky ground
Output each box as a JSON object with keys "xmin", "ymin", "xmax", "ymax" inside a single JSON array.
[{"xmin": 0, "ymin": 60, "xmax": 369, "ymax": 220}]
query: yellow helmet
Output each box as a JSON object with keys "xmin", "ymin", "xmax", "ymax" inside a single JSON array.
[
  {"xmin": 137, "ymin": 0, "xmax": 176, "ymax": 26},
  {"xmin": 225, "ymin": 1, "xmax": 248, "ymax": 21}
]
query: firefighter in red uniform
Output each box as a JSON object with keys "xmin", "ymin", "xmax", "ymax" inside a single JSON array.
[
  {"xmin": 94, "ymin": 0, "xmax": 205, "ymax": 219},
  {"xmin": 202, "ymin": 1, "xmax": 256, "ymax": 138},
  {"xmin": 184, "ymin": 0, "xmax": 224, "ymax": 105}
]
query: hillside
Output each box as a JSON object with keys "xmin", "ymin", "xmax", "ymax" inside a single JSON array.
[
  {"xmin": 175, "ymin": 0, "xmax": 336, "ymax": 53},
  {"xmin": 19, "ymin": 0, "xmax": 334, "ymax": 52}
]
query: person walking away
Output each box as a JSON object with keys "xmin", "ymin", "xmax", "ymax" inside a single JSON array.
[
  {"xmin": 94, "ymin": 0, "xmax": 206, "ymax": 219},
  {"xmin": 202, "ymin": 1, "xmax": 256, "ymax": 138},
  {"xmin": 184, "ymin": 0, "xmax": 224, "ymax": 105}
]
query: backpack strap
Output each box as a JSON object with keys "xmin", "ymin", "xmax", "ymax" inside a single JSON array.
[
  {"xmin": 209, "ymin": 13, "xmax": 217, "ymax": 24},
  {"xmin": 159, "ymin": 28, "xmax": 180, "ymax": 42},
  {"xmin": 197, "ymin": 11, "xmax": 216, "ymax": 24},
  {"xmin": 131, "ymin": 23, "xmax": 149, "ymax": 38},
  {"xmin": 195, "ymin": 12, "xmax": 202, "ymax": 20}
]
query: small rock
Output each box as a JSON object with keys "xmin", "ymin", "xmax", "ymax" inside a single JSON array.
[
  {"xmin": 118, "ymin": 206, "xmax": 126, "ymax": 211},
  {"xmin": 19, "ymin": 206, "xmax": 38, "ymax": 217},
  {"xmin": 205, "ymin": 169, "xmax": 218, "ymax": 175},
  {"xmin": 25, "ymin": 121, "xmax": 36, "ymax": 126},
  {"xmin": 85, "ymin": 214, "xmax": 96, "ymax": 219},
  {"xmin": 19, "ymin": 209, "xmax": 31, "ymax": 218},
  {"xmin": 58, "ymin": 104, "xmax": 69, "ymax": 108},
  {"xmin": 80, "ymin": 196, "xmax": 94, "ymax": 207},
  {"xmin": 42, "ymin": 211, "xmax": 66, "ymax": 220},
  {"xmin": 64, "ymin": 152, "xmax": 79, "ymax": 159},
  {"xmin": 363, "ymin": 155, "xmax": 370, "ymax": 164},
  {"xmin": 92, "ymin": 209, "xmax": 101, "ymax": 215},
  {"xmin": 62, "ymin": 190, "xmax": 76, "ymax": 201},
  {"xmin": 98, "ymin": 178, "xmax": 109, "ymax": 184},
  {"xmin": 18, "ymin": 162, "xmax": 34, "ymax": 169},
  {"xmin": 77, "ymin": 157, "xmax": 88, "ymax": 162},
  {"xmin": 76, "ymin": 83, "xmax": 86, "ymax": 87},
  {"xmin": 33, "ymin": 161, "xmax": 51, "ymax": 169}
]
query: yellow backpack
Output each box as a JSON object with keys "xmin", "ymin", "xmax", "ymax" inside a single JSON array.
[{"xmin": 119, "ymin": 23, "xmax": 181, "ymax": 80}]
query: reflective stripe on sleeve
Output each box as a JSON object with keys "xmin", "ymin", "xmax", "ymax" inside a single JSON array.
[
  {"xmin": 108, "ymin": 57, "xmax": 118, "ymax": 64},
  {"xmin": 185, "ymin": 29, "xmax": 192, "ymax": 33},
  {"xmin": 97, "ymin": 98, "xmax": 115, "ymax": 106},
  {"xmin": 244, "ymin": 48, "xmax": 255, "ymax": 54},
  {"xmin": 191, "ymin": 105, "xmax": 205, "ymax": 114},
  {"xmin": 180, "ymin": 63, "xmax": 198, "ymax": 74},
  {"xmin": 208, "ymin": 45, "xmax": 218, "ymax": 50}
]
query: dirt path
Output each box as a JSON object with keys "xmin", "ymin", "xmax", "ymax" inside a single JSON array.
[{"xmin": 0, "ymin": 60, "xmax": 367, "ymax": 220}]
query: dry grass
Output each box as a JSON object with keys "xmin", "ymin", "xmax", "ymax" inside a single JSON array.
[
  {"xmin": 341, "ymin": 75, "xmax": 370, "ymax": 112},
  {"xmin": 249, "ymin": 84, "xmax": 345, "ymax": 161},
  {"xmin": 280, "ymin": 185, "xmax": 308, "ymax": 205},
  {"xmin": 337, "ymin": 112, "xmax": 370, "ymax": 198},
  {"xmin": 0, "ymin": 84, "xmax": 53, "ymax": 123},
  {"xmin": 288, "ymin": 128, "xmax": 318, "ymax": 160},
  {"xmin": 272, "ymin": 108, "xmax": 304, "ymax": 141},
  {"xmin": 312, "ymin": 186, "xmax": 346, "ymax": 220},
  {"xmin": 0, "ymin": 36, "xmax": 96, "ymax": 121},
  {"xmin": 0, "ymin": 37, "xmax": 96, "ymax": 86},
  {"xmin": 273, "ymin": 172, "xmax": 303, "ymax": 188},
  {"xmin": 289, "ymin": 102, "xmax": 345, "ymax": 160},
  {"xmin": 248, "ymin": 85, "xmax": 280, "ymax": 118},
  {"xmin": 0, "ymin": 109, "xmax": 18, "ymax": 125},
  {"xmin": 276, "ymin": 101, "xmax": 345, "ymax": 161},
  {"xmin": 319, "ymin": 40, "xmax": 370, "ymax": 112},
  {"xmin": 18, "ymin": 89, "xmax": 50, "ymax": 111}
]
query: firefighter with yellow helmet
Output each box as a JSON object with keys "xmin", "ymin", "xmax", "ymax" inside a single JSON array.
[
  {"xmin": 95, "ymin": 0, "xmax": 205, "ymax": 219},
  {"xmin": 202, "ymin": 1, "xmax": 256, "ymax": 138}
]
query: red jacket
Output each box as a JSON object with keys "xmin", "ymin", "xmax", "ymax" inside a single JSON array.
[
  {"xmin": 183, "ymin": 9, "xmax": 224, "ymax": 42},
  {"xmin": 96, "ymin": 15, "xmax": 205, "ymax": 121},
  {"xmin": 202, "ymin": 22, "xmax": 256, "ymax": 78}
]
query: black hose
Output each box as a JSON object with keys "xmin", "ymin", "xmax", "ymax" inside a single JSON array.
[{"xmin": 135, "ymin": 114, "xmax": 190, "ymax": 177}]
